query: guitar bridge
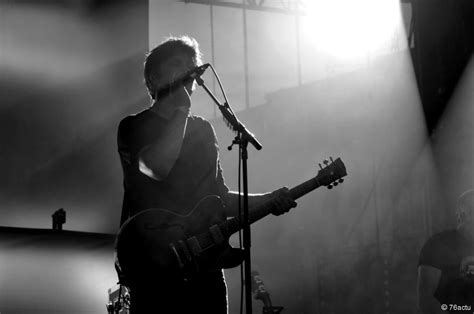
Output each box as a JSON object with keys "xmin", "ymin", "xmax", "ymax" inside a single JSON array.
[{"xmin": 209, "ymin": 225, "xmax": 224, "ymax": 245}]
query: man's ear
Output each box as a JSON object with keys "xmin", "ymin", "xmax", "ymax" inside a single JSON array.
[
  {"xmin": 148, "ymin": 73, "xmax": 159, "ymax": 87},
  {"xmin": 148, "ymin": 74, "xmax": 161, "ymax": 99}
]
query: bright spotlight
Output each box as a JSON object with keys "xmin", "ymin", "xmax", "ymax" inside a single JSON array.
[{"xmin": 300, "ymin": 0, "xmax": 403, "ymax": 60}]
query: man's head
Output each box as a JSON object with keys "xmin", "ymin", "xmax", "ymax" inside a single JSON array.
[
  {"xmin": 456, "ymin": 189, "xmax": 474, "ymax": 235},
  {"xmin": 144, "ymin": 35, "xmax": 202, "ymax": 100}
]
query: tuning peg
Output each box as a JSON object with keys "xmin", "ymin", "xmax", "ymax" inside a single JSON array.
[
  {"xmin": 338, "ymin": 179, "xmax": 344, "ymax": 183},
  {"xmin": 333, "ymin": 181, "xmax": 338, "ymax": 187},
  {"xmin": 323, "ymin": 159, "xmax": 330, "ymax": 166},
  {"xmin": 319, "ymin": 163, "xmax": 323, "ymax": 170},
  {"xmin": 327, "ymin": 184, "xmax": 333, "ymax": 189},
  {"xmin": 330, "ymin": 156, "xmax": 334, "ymax": 162}
]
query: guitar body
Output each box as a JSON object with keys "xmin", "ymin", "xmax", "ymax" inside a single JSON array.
[{"xmin": 115, "ymin": 195, "xmax": 243, "ymax": 284}]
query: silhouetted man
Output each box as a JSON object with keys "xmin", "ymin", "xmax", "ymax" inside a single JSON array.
[
  {"xmin": 418, "ymin": 190, "xmax": 474, "ymax": 313},
  {"xmin": 116, "ymin": 35, "xmax": 296, "ymax": 313}
]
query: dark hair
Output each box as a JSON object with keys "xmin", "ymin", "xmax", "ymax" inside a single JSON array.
[{"xmin": 144, "ymin": 35, "xmax": 202, "ymax": 100}]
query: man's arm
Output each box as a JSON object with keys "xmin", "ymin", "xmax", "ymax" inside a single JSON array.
[
  {"xmin": 223, "ymin": 188, "xmax": 297, "ymax": 217},
  {"xmin": 139, "ymin": 109, "xmax": 188, "ymax": 180},
  {"xmin": 139, "ymin": 87, "xmax": 190, "ymax": 181},
  {"xmin": 417, "ymin": 265, "xmax": 444, "ymax": 314}
]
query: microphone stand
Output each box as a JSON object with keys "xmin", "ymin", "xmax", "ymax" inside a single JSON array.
[{"xmin": 195, "ymin": 75, "xmax": 262, "ymax": 314}]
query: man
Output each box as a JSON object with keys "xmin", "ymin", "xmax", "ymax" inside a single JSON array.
[
  {"xmin": 418, "ymin": 189, "xmax": 474, "ymax": 313},
  {"xmin": 117, "ymin": 36, "xmax": 296, "ymax": 313}
]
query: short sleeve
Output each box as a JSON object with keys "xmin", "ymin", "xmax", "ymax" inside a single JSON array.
[
  {"xmin": 117, "ymin": 117, "xmax": 132, "ymax": 167},
  {"xmin": 419, "ymin": 234, "xmax": 448, "ymax": 270},
  {"xmin": 117, "ymin": 111, "xmax": 168, "ymax": 171}
]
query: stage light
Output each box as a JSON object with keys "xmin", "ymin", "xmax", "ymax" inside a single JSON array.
[{"xmin": 299, "ymin": 0, "xmax": 403, "ymax": 60}]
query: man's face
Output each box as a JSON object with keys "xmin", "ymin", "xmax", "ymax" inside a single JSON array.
[{"xmin": 155, "ymin": 52, "xmax": 196, "ymax": 95}]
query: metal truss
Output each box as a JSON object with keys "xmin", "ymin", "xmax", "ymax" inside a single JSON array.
[{"xmin": 182, "ymin": 0, "xmax": 305, "ymax": 15}]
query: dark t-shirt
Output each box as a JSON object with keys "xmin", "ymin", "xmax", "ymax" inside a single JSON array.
[
  {"xmin": 117, "ymin": 109, "xmax": 230, "ymax": 313},
  {"xmin": 118, "ymin": 109, "xmax": 229, "ymax": 223},
  {"xmin": 419, "ymin": 229, "xmax": 474, "ymax": 310}
]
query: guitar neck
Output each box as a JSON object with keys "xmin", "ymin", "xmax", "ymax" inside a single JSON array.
[{"xmin": 222, "ymin": 176, "xmax": 322, "ymax": 237}]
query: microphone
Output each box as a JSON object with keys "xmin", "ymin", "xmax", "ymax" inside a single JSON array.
[{"xmin": 155, "ymin": 63, "xmax": 210, "ymax": 99}]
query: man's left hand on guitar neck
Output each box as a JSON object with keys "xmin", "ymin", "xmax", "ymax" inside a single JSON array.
[{"xmin": 267, "ymin": 187, "xmax": 297, "ymax": 216}]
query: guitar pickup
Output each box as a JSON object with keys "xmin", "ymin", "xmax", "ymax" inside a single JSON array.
[
  {"xmin": 186, "ymin": 237, "xmax": 203, "ymax": 256},
  {"xmin": 209, "ymin": 225, "xmax": 224, "ymax": 245},
  {"xmin": 177, "ymin": 240, "xmax": 193, "ymax": 262}
]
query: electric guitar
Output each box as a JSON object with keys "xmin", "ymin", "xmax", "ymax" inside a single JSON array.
[{"xmin": 115, "ymin": 157, "xmax": 347, "ymax": 284}]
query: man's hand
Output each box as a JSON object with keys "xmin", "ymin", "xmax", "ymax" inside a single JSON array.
[
  {"xmin": 170, "ymin": 84, "xmax": 192, "ymax": 111},
  {"xmin": 154, "ymin": 85, "xmax": 191, "ymax": 119},
  {"xmin": 269, "ymin": 187, "xmax": 297, "ymax": 216}
]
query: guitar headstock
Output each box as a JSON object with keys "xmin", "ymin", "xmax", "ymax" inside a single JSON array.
[{"xmin": 316, "ymin": 157, "xmax": 347, "ymax": 189}]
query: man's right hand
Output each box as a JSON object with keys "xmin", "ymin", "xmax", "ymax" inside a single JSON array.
[
  {"xmin": 170, "ymin": 84, "xmax": 191, "ymax": 111},
  {"xmin": 154, "ymin": 85, "xmax": 191, "ymax": 119}
]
